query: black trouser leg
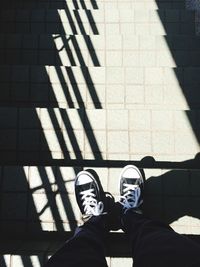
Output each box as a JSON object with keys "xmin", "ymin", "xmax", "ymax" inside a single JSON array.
[
  {"xmin": 45, "ymin": 216, "xmax": 108, "ymax": 267},
  {"xmin": 122, "ymin": 210, "xmax": 200, "ymax": 267}
]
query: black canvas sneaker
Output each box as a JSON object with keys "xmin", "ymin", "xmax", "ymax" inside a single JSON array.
[
  {"xmin": 119, "ymin": 165, "xmax": 144, "ymax": 213},
  {"xmin": 75, "ymin": 170, "xmax": 105, "ymax": 221}
]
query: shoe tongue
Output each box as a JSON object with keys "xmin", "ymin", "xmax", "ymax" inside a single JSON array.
[
  {"xmin": 78, "ymin": 182, "xmax": 93, "ymax": 192},
  {"xmin": 124, "ymin": 177, "xmax": 138, "ymax": 185}
]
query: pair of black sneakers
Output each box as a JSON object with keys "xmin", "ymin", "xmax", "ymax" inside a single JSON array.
[{"xmin": 74, "ymin": 165, "xmax": 144, "ymax": 226}]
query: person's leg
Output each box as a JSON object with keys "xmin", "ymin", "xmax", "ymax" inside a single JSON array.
[
  {"xmin": 122, "ymin": 210, "xmax": 200, "ymax": 267},
  {"xmin": 119, "ymin": 165, "xmax": 200, "ymax": 267},
  {"xmin": 45, "ymin": 216, "xmax": 108, "ymax": 267},
  {"xmin": 45, "ymin": 170, "xmax": 110, "ymax": 267}
]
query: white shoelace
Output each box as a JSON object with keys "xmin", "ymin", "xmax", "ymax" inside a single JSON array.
[
  {"xmin": 119, "ymin": 183, "xmax": 142, "ymax": 209},
  {"xmin": 80, "ymin": 188, "xmax": 104, "ymax": 216}
]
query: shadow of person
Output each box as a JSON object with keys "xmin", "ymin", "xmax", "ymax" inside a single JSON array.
[{"xmin": 142, "ymin": 154, "xmax": 200, "ymax": 226}]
